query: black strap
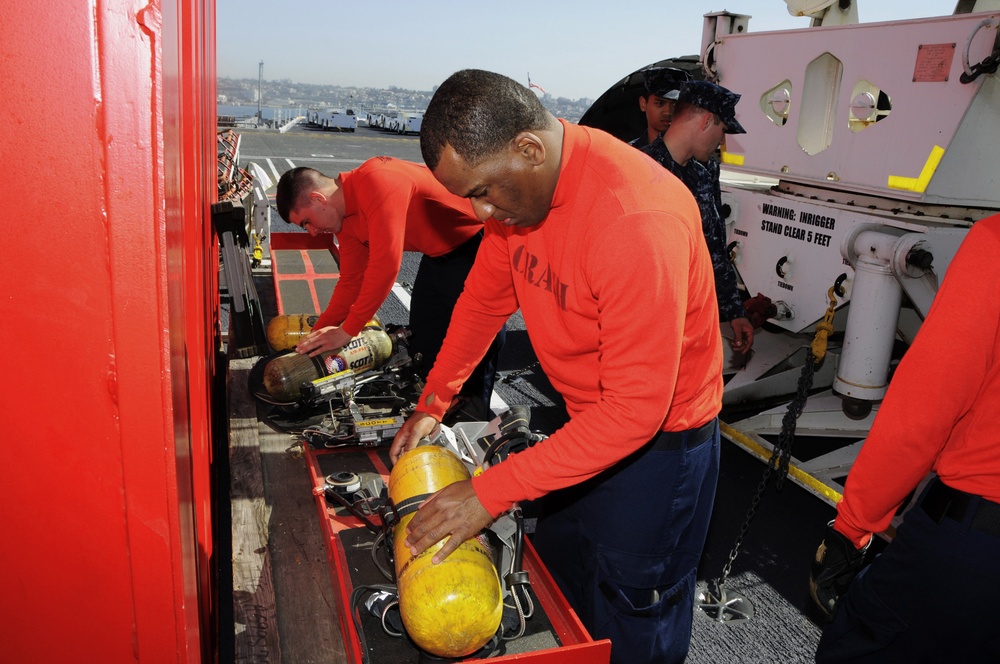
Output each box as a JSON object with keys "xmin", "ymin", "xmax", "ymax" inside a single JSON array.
[
  {"xmin": 922, "ymin": 479, "xmax": 1000, "ymax": 537},
  {"xmin": 391, "ymin": 493, "xmax": 433, "ymax": 521}
]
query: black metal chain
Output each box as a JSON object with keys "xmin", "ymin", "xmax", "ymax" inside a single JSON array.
[
  {"xmin": 702, "ymin": 280, "xmax": 842, "ymax": 609},
  {"xmin": 500, "ymin": 361, "xmax": 541, "ymax": 384},
  {"xmin": 713, "ymin": 351, "xmax": 819, "ymax": 592}
]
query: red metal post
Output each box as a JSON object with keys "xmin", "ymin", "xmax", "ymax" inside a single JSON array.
[{"xmin": 0, "ymin": 1, "xmax": 217, "ymax": 661}]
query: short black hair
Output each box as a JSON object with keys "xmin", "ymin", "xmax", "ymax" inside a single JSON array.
[
  {"xmin": 420, "ymin": 69, "xmax": 550, "ymax": 170},
  {"xmin": 275, "ymin": 166, "xmax": 323, "ymax": 222}
]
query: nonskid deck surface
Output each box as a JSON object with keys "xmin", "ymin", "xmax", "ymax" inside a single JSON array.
[{"xmin": 238, "ymin": 125, "xmax": 832, "ymax": 662}]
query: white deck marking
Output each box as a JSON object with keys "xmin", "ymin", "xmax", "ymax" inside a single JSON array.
[
  {"xmin": 265, "ymin": 158, "xmax": 280, "ymax": 184},
  {"xmin": 243, "ymin": 154, "xmax": 365, "ymax": 165},
  {"xmin": 391, "ymin": 283, "xmax": 411, "ymax": 309}
]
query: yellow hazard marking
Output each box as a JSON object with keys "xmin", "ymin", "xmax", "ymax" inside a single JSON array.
[
  {"xmin": 720, "ymin": 421, "xmax": 843, "ymax": 505},
  {"xmin": 887, "ymin": 145, "xmax": 944, "ymax": 192},
  {"xmin": 720, "ymin": 149, "xmax": 745, "ymax": 166},
  {"xmin": 357, "ymin": 417, "xmax": 398, "ymax": 428},
  {"xmin": 313, "ymin": 369, "xmax": 353, "ymax": 384}
]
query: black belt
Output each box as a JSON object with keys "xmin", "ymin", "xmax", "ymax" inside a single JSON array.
[
  {"xmin": 650, "ymin": 418, "xmax": 717, "ymax": 452},
  {"xmin": 921, "ymin": 479, "xmax": 1000, "ymax": 537}
]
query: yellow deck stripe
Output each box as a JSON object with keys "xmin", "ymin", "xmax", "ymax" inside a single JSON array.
[{"xmin": 720, "ymin": 421, "xmax": 843, "ymax": 504}]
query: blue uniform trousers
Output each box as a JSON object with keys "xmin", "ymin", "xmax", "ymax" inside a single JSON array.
[
  {"xmin": 817, "ymin": 478, "xmax": 1000, "ymax": 663},
  {"xmin": 531, "ymin": 419, "xmax": 720, "ymax": 664},
  {"xmin": 408, "ymin": 230, "xmax": 504, "ymax": 421}
]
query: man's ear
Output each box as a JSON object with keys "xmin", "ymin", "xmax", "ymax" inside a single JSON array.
[
  {"xmin": 514, "ymin": 132, "xmax": 546, "ymax": 166},
  {"xmin": 639, "ymin": 96, "xmax": 648, "ymax": 112},
  {"xmin": 308, "ymin": 190, "xmax": 326, "ymax": 205},
  {"xmin": 700, "ymin": 111, "xmax": 714, "ymax": 133}
]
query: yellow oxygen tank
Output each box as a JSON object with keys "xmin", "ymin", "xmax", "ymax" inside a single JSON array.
[
  {"xmin": 265, "ymin": 315, "xmax": 385, "ymax": 352},
  {"xmin": 388, "ymin": 446, "xmax": 503, "ymax": 658},
  {"xmin": 265, "ymin": 314, "xmax": 320, "ymax": 351},
  {"xmin": 261, "ymin": 322, "xmax": 396, "ymax": 401}
]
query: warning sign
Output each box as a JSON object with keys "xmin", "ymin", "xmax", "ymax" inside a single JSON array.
[{"xmin": 913, "ymin": 43, "xmax": 955, "ymax": 83}]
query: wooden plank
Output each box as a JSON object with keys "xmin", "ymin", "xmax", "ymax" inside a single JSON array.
[
  {"xmin": 226, "ymin": 272, "xmax": 347, "ymax": 663},
  {"xmin": 258, "ymin": 422, "xmax": 348, "ymax": 663},
  {"xmin": 229, "ymin": 356, "xmax": 282, "ymax": 662}
]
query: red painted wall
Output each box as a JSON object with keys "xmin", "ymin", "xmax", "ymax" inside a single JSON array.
[{"xmin": 0, "ymin": 1, "xmax": 217, "ymax": 661}]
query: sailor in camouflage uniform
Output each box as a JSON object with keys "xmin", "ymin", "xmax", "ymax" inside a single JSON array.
[
  {"xmin": 629, "ymin": 67, "xmax": 690, "ymax": 149},
  {"xmin": 642, "ymin": 80, "xmax": 754, "ymax": 354}
]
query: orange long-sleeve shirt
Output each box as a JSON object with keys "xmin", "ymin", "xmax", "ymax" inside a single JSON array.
[
  {"xmin": 835, "ymin": 214, "xmax": 1000, "ymax": 548},
  {"xmin": 313, "ymin": 157, "xmax": 482, "ymax": 336},
  {"xmin": 418, "ymin": 121, "xmax": 724, "ymax": 517}
]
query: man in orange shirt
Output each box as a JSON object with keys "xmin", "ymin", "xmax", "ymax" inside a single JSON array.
[
  {"xmin": 389, "ymin": 69, "xmax": 723, "ymax": 664},
  {"xmin": 275, "ymin": 161, "xmax": 503, "ymax": 419},
  {"xmin": 811, "ymin": 215, "xmax": 1000, "ymax": 661}
]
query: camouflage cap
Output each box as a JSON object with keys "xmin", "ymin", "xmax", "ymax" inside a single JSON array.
[
  {"xmin": 677, "ymin": 80, "xmax": 746, "ymax": 134},
  {"xmin": 642, "ymin": 67, "xmax": 690, "ymax": 101}
]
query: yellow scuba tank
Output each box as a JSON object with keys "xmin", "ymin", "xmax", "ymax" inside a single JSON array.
[
  {"xmin": 265, "ymin": 314, "xmax": 384, "ymax": 352},
  {"xmin": 265, "ymin": 314, "xmax": 320, "ymax": 351},
  {"xmin": 388, "ymin": 446, "xmax": 503, "ymax": 658}
]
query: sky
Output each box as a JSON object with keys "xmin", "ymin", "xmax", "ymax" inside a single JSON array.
[{"xmin": 216, "ymin": 1, "xmax": 960, "ymax": 101}]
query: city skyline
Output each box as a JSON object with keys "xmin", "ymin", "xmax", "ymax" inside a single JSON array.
[
  {"xmin": 215, "ymin": 74, "xmax": 595, "ymax": 123},
  {"xmin": 216, "ymin": 1, "xmax": 954, "ymax": 102}
]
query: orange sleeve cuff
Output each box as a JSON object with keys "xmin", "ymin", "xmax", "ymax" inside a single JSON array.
[
  {"xmin": 470, "ymin": 464, "xmax": 517, "ymax": 518},
  {"xmin": 413, "ymin": 383, "xmax": 454, "ymax": 421}
]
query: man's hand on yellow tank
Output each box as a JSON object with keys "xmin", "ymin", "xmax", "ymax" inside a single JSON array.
[
  {"xmin": 405, "ymin": 480, "xmax": 492, "ymax": 564},
  {"xmin": 389, "ymin": 412, "xmax": 440, "ymax": 463},
  {"xmin": 295, "ymin": 325, "xmax": 351, "ymax": 357}
]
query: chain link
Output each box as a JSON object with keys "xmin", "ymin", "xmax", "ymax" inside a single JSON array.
[
  {"xmin": 715, "ymin": 354, "xmax": 816, "ymax": 589},
  {"xmin": 713, "ymin": 282, "xmax": 842, "ymax": 591},
  {"xmin": 500, "ymin": 361, "xmax": 541, "ymax": 384}
]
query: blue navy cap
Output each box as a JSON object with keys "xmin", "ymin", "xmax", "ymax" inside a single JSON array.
[
  {"xmin": 677, "ymin": 80, "xmax": 746, "ymax": 134},
  {"xmin": 642, "ymin": 67, "xmax": 690, "ymax": 101}
]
